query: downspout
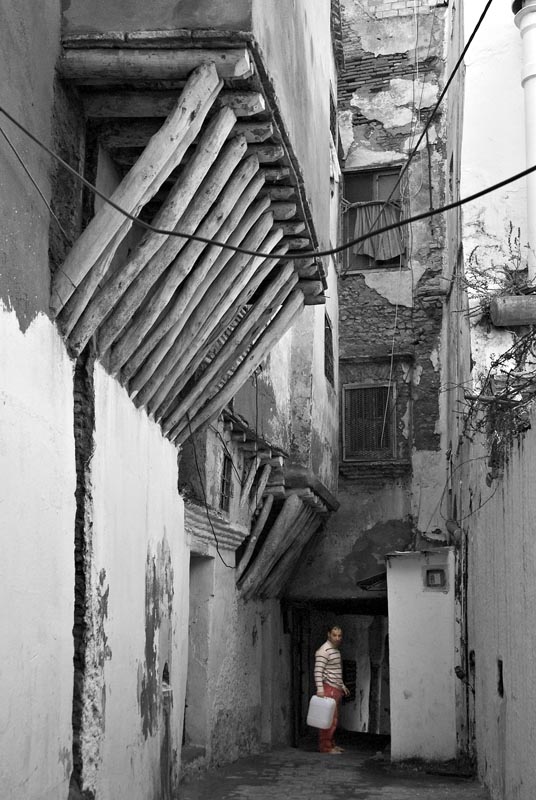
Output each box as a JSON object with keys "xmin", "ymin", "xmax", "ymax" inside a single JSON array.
[{"xmin": 491, "ymin": 0, "xmax": 536, "ymax": 324}]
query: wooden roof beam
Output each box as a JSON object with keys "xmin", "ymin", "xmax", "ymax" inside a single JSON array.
[
  {"xmin": 50, "ymin": 62, "xmax": 222, "ymax": 316},
  {"xmin": 110, "ymin": 175, "xmax": 268, "ymax": 376},
  {"xmin": 64, "ymin": 107, "xmax": 239, "ymax": 350},
  {"xmin": 173, "ymin": 289, "xmax": 304, "ymax": 444},
  {"xmin": 60, "ymin": 46, "xmax": 254, "ymax": 83},
  {"xmin": 83, "ymin": 90, "xmax": 265, "ymax": 118}
]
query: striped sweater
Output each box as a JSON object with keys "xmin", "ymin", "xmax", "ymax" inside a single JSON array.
[{"xmin": 314, "ymin": 640, "xmax": 345, "ymax": 692}]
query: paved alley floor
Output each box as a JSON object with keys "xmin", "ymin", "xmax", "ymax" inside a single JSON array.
[{"xmin": 180, "ymin": 735, "xmax": 490, "ymax": 800}]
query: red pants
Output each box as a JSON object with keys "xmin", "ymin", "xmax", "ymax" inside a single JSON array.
[{"xmin": 318, "ymin": 683, "xmax": 344, "ymax": 752}]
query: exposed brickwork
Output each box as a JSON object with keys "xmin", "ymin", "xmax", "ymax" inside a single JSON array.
[{"xmin": 337, "ymin": 0, "xmax": 447, "ymax": 472}]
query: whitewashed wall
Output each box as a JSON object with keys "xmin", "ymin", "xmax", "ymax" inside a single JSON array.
[
  {"xmin": 86, "ymin": 365, "xmax": 188, "ymax": 800},
  {"xmin": 0, "ymin": 309, "xmax": 76, "ymax": 800},
  {"xmin": 387, "ymin": 549, "xmax": 457, "ymax": 761}
]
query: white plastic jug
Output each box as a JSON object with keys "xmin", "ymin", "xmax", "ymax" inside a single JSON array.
[{"xmin": 306, "ymin": 695, "xmax": 336, "ymax": 729}]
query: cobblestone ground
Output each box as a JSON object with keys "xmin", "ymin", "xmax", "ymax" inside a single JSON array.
[{"xmin": 180, "ymin": 735, "xmax": 490, "ymax": 800}]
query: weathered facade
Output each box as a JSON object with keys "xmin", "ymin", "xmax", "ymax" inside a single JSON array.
[
  {"xmin": 0, "ymin": 1, "xmax": 338, "ymax": 798},
  {"xmin": 286, "ymin": 0, "xmax": 456, "ymax": 746}
]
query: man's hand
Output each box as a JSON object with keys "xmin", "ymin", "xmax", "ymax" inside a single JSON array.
[
  {"xmin": 316, "ymin": 689, "xmax": 325, "ymax": 697},
  {"xmin": 343, "ymin": 686, "xmax": 350, "ymax": 698}
]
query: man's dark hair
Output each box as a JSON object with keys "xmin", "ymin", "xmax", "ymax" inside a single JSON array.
[{"xmin": 327, "ymin": 624, "xmax": 342, "ymax": 634}]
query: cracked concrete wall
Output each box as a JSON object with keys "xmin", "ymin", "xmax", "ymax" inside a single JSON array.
[
  {"xmin": 0, "ymin": 3, "xmax": 78, "ymax": 799},
  {"xmin": 81, "ymin": 364, "xmax": 188, "ymax": 800}
]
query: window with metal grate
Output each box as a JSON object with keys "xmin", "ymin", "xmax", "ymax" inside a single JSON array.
[
  {"xmin": 324, "ymin": 313, "xmax": 335, "ymax": 387},
  {"xmin": 343, "ymin": 383, "xmax": 395, "ymax": 460},
  {"xmin": 219, "ymin": 454, "xmax": 233, "ymax": 511}
]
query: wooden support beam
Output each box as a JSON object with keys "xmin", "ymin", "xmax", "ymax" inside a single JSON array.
[
  {"xmin": 260, "ymin": 186, "xmax": 296, "ymax": 201},
  {"xmin": 270, "ymin": 202, "xmax": 297, "ymax": 220},
  {"xmin": 129, "ymin": 217, "xmax": 280, "ymax": 411},
  {"xmin": 83, "ymin": 90, "xmax": 265, "ymax": 119},
  {"xmin": 304, "ymin": 294, "xmax": 326, "ymax": 306},
  {"xmin": 263, "ymin": 167, "xmax": 291, "ymax": 183},
  {"xmin": 247, "ymin": 145, "xmax": 285, "ymax": 163},
  {"xmin": 240, "ymin": 456, "xmax": 262, "ymax": 507},
  {"xmin": 51, "ymin": 63, "xmax": 223, "ymax": 317},
  {"xmin": 60, "ymin": 47, "xmax": 253, "ymax": 83},
  {"xmin": 236, "ymin": 493, "xmax": 274, "ymax": 582},
  {"xmin": 147, "ymin": 232, "xmax": 288, "ymax": 418},
  {"xmin": 92, "ymin": 133, "xmax": 247, "ymax": 356},
  {"xmin": 260, "ymin": 513, "xmax": 321, "ymax": 598},
  {"xmin": 233, "ymin": 121, "xmax": 274, "ymax": 143},
  {"xmin": 162, "ymin": 262, "xmax": 296, "ymax": 436},
  {"xmin": 248, "ymin": 463, "xmax": 273, "ymax": 516},
  {"xmin": 298, "ymin": 280, "xmax": 323, "ymax": 297},
  {"xmin": 64, "ymin": 107, "xmax": 239, "ymax": 348},
  {"xmin": 173, "ymin": 289, "xmax": 304, "ymax": 444},
  {"xmin": 280, "ymin": 221, "xmax": 306, "ymax": 236},
  {"xmin": 107, "ymin": 165, "xmax": 265, "ymax": 375},
  {"xmin": 284, "ymin": 237, "xmax": 311, "ymax": 250},
  {"xmin": 238, "ymin": 494, "xmax": 304, "ymax": 596}
]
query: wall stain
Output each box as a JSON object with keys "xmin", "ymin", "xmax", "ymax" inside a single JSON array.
[{"xmin": 137, "ymin": 537, "xmax": 174, "ymax": 741}]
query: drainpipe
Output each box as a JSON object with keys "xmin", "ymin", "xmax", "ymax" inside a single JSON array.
[{"xmin": 491, "ymin": 0, "xmax": 536, "ymax": 325}]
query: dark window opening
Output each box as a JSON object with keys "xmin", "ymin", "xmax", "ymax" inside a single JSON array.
[
  {"xmin": 343, "ymin": 384, "xmax": 395, "ymax": 461},
  {"xmin": 324, "ymin": 313, "xmax": 335, "ymax": 387},
  {"xmin": 497, "ymin": 658, "xmax": 504, "ymax": 698},
  {"xmin": 343, "ymin": 168, "xmax": 404, "ymax": 272},
  {"xmin": 329, "ymin": 90, "xmax": 338, "ymax": 146},
  {"xmin": 219, "ymin": 454, "xmax": 233, "ymax": 512}
]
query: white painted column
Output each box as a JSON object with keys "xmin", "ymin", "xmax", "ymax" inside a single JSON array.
[{"xmin": 515, "ymin": 0, "xmax": 536, "ymax": 279}]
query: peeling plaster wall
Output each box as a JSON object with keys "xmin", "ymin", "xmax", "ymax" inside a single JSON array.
[
  {"xmin": 84, "ymin": 365, "xmax": 188, "ymax": 800},
  {"xmin": 0, "ymin": 3, "xmax": 77, "ymax": 798}
]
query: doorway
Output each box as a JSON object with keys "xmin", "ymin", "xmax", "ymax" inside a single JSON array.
[{"xmin": 183, "ymin": 554, "xmax": 214, "ymax": 763}]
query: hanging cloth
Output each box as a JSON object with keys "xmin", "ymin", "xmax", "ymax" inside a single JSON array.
[{"xmin": 352, "ymin": 201, "xmax": 404, "ymax": 261}]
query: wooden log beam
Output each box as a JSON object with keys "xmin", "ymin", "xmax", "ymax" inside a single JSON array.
[
  {"xmin": 298, "ymin": 280, "xmax": 324, "ymax": 296},
  {"xmin": 64, "ymin": 107, "xmax": 238, "ymax": 347},
  {"xmin": 270, "ymin": 202, "xmax": 297, "ymax": 220},
  {"xmin": 280, "ymin": 221, "xmax": 306, "ymax": 236},
  {"xmin": 238, "ymin": 495, "xmax": 304, "ymax": 596},
  {"xmin": 248, "ymin": 463, "xmax": 273, "ymax": 516},
  {"xmin": 259, "ymin": 186, "xmax": 296, "ymax": 201},
  {"xmin": 284, "ymin": 237, "xmax": 311, "ymax": 250},
  {"xmin": 161, "ymin": 262, "xmax": 296, "ymax": 436},
  {"xmin": 50, "ymin": 63, "xmax": 222, "ymax": 316},
  {"xmin": 240, "ymin": 456, "xmax": 262, "ymax": 508},
  {"xmin": 158, "ymin": 256, "xmax": 292, "ymax": 425},
  {"xmin": 140, "ymin": 227, "xmax": 285, "ymax": 415},
  {"xmin": 83, "ymin": 89, "xmax": 266, "ymax": 119},
  {"xmin": 260, "ymin": 513, "xmax": 321, "ymax": 599},
  {"xmin": 233, "ymin": 121, "xmax": 274, "ymax": 143},
  {"xmin": 263, "ymin": 167, "xmax": 291, "ymax": 183},
  {"xmin": 110, "ymin": 171, "xmax": 267, "ymax": 377},
  {"xmin": 60, "ymin": 47, "xmax": 253, "ymax": 83},
  {"xmin": 128, "ymin": 216, "xmax": 279, "ymax": 409},
  {"xmin": 173, "ymin": 289, "xmax": 304, "ymax": 445},
  {"xmin": 247, "ymin": 145, "xmax": 285, "ymax": 163},
  {"xmin": 92, "ymin": 133, "xmax": 247, "ymax": 356},
  {"xmin": 304, "ymin": 295, "xmax": 326, "ymax": 306},
  {"xmin": 236, "ymin": 492, "xmax": 274, "ymax": 582}
]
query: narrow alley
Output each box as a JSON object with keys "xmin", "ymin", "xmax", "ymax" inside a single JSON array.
[{"xmin": 181, "ymin": 737, "xmax": 490, "ymax": 800}]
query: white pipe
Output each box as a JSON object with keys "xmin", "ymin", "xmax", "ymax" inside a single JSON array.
[{"xmin": 515, "ymin": 0, "xmax": 536, "ymax": 280}]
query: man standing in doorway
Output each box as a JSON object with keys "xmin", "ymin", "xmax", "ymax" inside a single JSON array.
[{"xmin": 314, "ymin": 624, "xmax": 350, "ymax": 753}]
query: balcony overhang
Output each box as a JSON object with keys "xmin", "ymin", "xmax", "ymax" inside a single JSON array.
[{"xmin": 52, "ymin": 32, "xmax": 327, "ymax": 446}]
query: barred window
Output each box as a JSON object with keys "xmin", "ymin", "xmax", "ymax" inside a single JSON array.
[
  {"xmin": 324, "ymin": 313, "xmax": 335, "ymax": 387},
  {"xmin": 343, "ymin": 384, "xmax": 395, "ymax": 461},
  {"xmin": 343, "ymin": 168, "xmax": 404, "ymax": 272},
  {"xmin": 219, "ymin": 454, "xmax": 233, "ymax": 512}
]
